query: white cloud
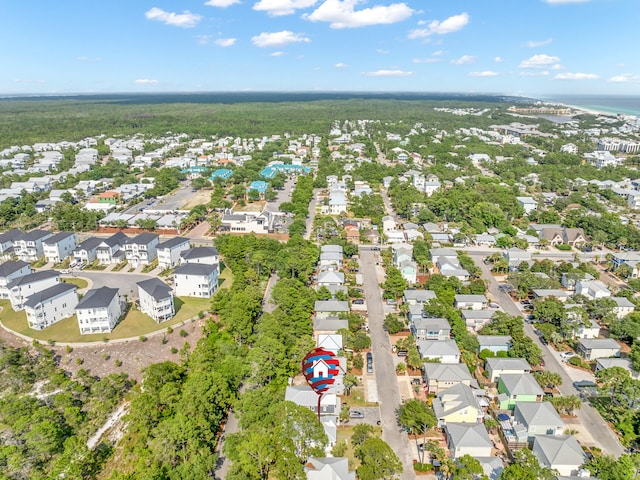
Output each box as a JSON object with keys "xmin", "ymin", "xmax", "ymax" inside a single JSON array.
[
  {"xmin": 543, "ymin": 0, "xmax": 591, "ymax": 4},
  {"xmin": 76, "ymin": 56, "xmax": 102, "ymax": 62},
  {"xmin": 608, "ymin": 73, "xmax": 640, "ymax": 83},
  {"xmin": 451, "ymin": 55, "xmax": 475, "ymax": 65},
  {"xmin": 494, "ymin": 56, "xmax": 503, "ymax": 62},
  {"xmin": 519, "ymin": 54, "xmax": 560, "ymax": 68},
  {"xmin": 554, "ymin": 72, "xmax": 599, "ymax": 80},
  {"xmin": 468, "ymin": 71, "xmax": 499, "ymax": 77},
  {"xmin": 254, "ymin": 0, "xmax": 318, "ymax": 16},
  {"xmin": 305, "ymin": 0, "xmax": 414, "ymax": 29},
  {"xmin": 334, "ymin": 62, "xmax": 347, "ymax": 68},
  {"xmin": 408, "ymin": 12, "xmax": 469, "ymax": 38},
  {"xmin": 525, "ymin": 38, "xmax": 552, "ymax": 48},
  {"xmin": 432, "ymin": 50, "xmax": 444, "ymax": 56},
  {"xmin": 362, "ymin": 69, "xmax": 413, "ymax": 77},
  {"xmin": 215, "ymin": 37, "xmax": 237, "ymax": 47},
  {"xmin": 251, "ymin": 31, "xmax": 311, "ymax": 47},
  {"xmin": 519, "ymin": 71, "xmax": 550, "ymax": 76},
  {"xmin": 413, "ymin": 57, "xmax": 440, "ymax": 64},
  {"xmin": 145, "ymin": 7, "xmax": 202, "ymax": 28},
  {"xmin": 205, "ymin": 0, "xmax": 241, "ymax": 6},
  {"xmin": 134, "ymin": 79, "xmax": 160, "ymax": 85},
  {"xmin": 377, "ymin": 49, "xmax": 389, "ymax": 54},
  {"xmin": 269, "ymin": 51, "xmax": 285, "ymax": 56},
  {"xmin": 196, "ymin": 35, "xmax": 212, "ymax": 45}
]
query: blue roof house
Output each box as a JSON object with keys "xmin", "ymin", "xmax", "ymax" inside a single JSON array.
[
  {"xmin": 210, "ymin": 168, "xmax": 233, "ymax": 181},
  {"xmin": 247, "ymin": 181, "xmax": 269, "ymax": 198}
]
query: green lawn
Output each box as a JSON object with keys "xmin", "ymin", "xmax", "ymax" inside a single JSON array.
[
  {"xmin": 218, "ymin": 265, "xmax": 233, "ymax": 289},
  {"xmin": 336, "ymin": 425, "xmax": 383, "ymax": 472},
  {"xmin": 0, "ymin": 296, "xmax": 211, "ymax": 344},
  {"xmin": 61, "ymin": 277, "xmax": 89, "ymax": 289}
]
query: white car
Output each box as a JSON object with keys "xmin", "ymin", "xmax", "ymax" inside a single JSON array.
[{"xmin": 560, "ymin": 351, "xmax": 576, "ymax": 359}]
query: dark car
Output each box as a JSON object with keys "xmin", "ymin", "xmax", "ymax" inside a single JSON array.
[{"xmin": 352, "ymin": 299, "xmax": 365, "ymax": 305}]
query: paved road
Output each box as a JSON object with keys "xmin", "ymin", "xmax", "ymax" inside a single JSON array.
[
  {"xmin": 74, "ymin": 271, "xmax": 153, "ymax": 298},
  {"xmin": 470, "ymin": 253, "xmax": 625, "ymax": 458},
  {"xmin": 304, "ymin": 189, "xmax": 319, "ymax": 241},
  {"xmin": 264, "ymin": 177, "xmax": 295, "ymax": 213},
  {"xmin": 359, "ymin": 247, "xmax": 416, "ymax": 479},
  {"xmin": 156, "ymin": 181, "xmax": 194, "ymax": 211},
  {"xmin": 380, "ymin": 188, "xmax": 396, "ymax": 219}
]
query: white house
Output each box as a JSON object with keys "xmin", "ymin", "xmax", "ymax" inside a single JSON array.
[
  {"xmin": 180, "ymin": 246, "xmax": 219, "ymax": 267},
  {"xmin": 137, "ymin": 278, "xmax": 175, "ymax": 323},
  {"xmin": 454, "ymin": 295, "xmax": 488, "ymax": 310},
  {"xmin": 124, "ymin": 233, "xmax": 159, "ymax": 267},
  {"xmin": 8, "ymin": 270, "xmax": 60, "ymax": 311},
  {"xmin": 156, "ymin": 236, "xmax": 190, "ymax": 270},
  {"xmin": 485, "ymin": 357, "xmax": 530, "ymax": 383},
  {"xmin": 43, "ymin": 232, "xmax": 77, "ymax": 264},
  {"xmin": 382, "ymin": 216, "xmax": 396, "ymax": 232},
  {"xmin": 513, "ymin": 402, "xmax": 565, "ymax": 441},
  {"xmin": 25, "ymin": 283, "xmax": 78, "ymax": 330},
  {"xmin": 173, "ymin": 263, "xmax": 218, "ymax": 298},
  {"xmin": 0, "ymin": 229, "xmax": 23, "ymax": 259},
  {"xmin": 96, "ymin": 232, "xmax": 129, "ymax": 265},
  {"xmin": 577, "ymin": 338, "xmax": 620, "ymax": 360},
  {"xmin": 0, "ymin": 260, "xmax": 32, "ymax": 298},
  {"xmin": 76, "ymin": 286, "xmax": 123, "ymax": 334},
  {"xmin": 516, "ymin": 196, "xmax": 538, "ymax": 214},
  {"xmin": 416, "ymin": 339, "xmax": 461, "ymax": 364},
  {"xmin": 532, "ymin": 435, "xmax": 585, "ymax": 477},
  {"xmin": 445, "ymin": 423, "xmax": 493, "ymax": 459},
  {"xmin": 73, "ymin": 237, "xmax": 103, "ymax": 264},
  {"xmin": 611, "ymin": 296, "xmax": 635, "ymax": 319},
  {"xmin": 575, "ymin": 280, "xmax": 611, "ymax": 300},
  {"xmin": 305, "ymin": 457, "xmax": 355, "ymax": 480},
  {"xmin": 13, "ymin": 230, "xmax": 52, "ymax": 262}
]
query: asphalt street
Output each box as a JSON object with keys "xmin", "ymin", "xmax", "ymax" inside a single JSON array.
[
  {"xmin": 360, "ymin": 247, "xmax": 416, "ymax": 479},
  {"xmin": 470, "ymin": 253, "xmax": 625, "ymax": 458},
  {"xmin": 73, "ymin": 271, "xmax": 154, "ymax": 298}
]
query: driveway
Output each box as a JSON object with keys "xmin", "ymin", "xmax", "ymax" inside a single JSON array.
[
  {"xmin": 469, "ymin": 253, "xmax": 625, "ymax": 458},
  {"xmin": 359, "ymin": 246, "xmax": 416, "ymax": 479},
  {"xmin": 264, "ymin": 177, "xmax": 295, "ymax": 213},
  {"xmin": 74, "ymin": 271, "xmax": 154, "ymax": 298}
]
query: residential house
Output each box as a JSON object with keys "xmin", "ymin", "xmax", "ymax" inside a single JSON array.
[
  {"xmin": 8, "ymin": 270, "xmax": 60, "ymax": 311},
  {"xmin": 536, "ymin": 226, "xmax": 586, "ymax": 248},
  {"xmin": 422, "ymin": 362, "xmax": 474, "ymax": 395},
  {"xmin": 315, "ymin": 300, "xmax": 350, "ymax": 318},
  {"xmin": 0, "ymin": 229, "xmax": 23, "ymax": 259},
  {"xmin": 96, "ymin": 232, "xmax": 129, "ymax": 265},
  {"xmin": 595, "ymin": 358, "xmax": 637, "ymax": 378},
  {"xmin": 486, "ymin": 357, "xmax": 531, "ymax": 383},
  {"xmin": 474, "ymin": 234, "xmax": 497, "ymax": 247},
  {"xmin": 611, "ymin": 296, "xmax": 635, "ymax": 319},
  {"xmin": 76, "ymin": 286, "xmax": 122, "ymax": 334},
  {"xmin": 0, "ymin": 260, "xmax": 32, "ymax": 298},
  {"xmin": 497, "ymin": 373, "xmax": 543, "ymax": 410},
  {"xmin": 504, "ymin": 248, "xmax": 531, "ymax": 271},
  {"xmin": 577, "ymin": 338, "xmax": 620, "ymax": 360},
  {"xmin": 180, "ymin": 246, "xmax": 220, "ymax": 267},
  {"xmin": 381, "ymin": 216, "xmax": 396, "ymax": 232},
  {"xmin": 319, "ymin": 251, "xmax": 343, "ymax": 270},
  {"xmin": 416, "ymin": 339, "xmax": 461, "ymax": 364},
  {"xmin": 137, "ymin": 278, "xmax": 175, "ymax": 323},
  {"xmin": 156, "ymin": 236, "xmax": 190, "ymax": 270},
  {"xmin": 574, "ymin": 318, "xmax": 601, "ymax": 339},
  {"xmin": 73, "ymin": 237, "xmax": 103, "ymax": 264},
  {"xmin": 531, "ymin": 289, "xmax": 570, "ymax": 302},
  {"xmin": 43, "ymin": 232, "xmax": 77, "ymax": 264},
  {"xmin": 317, "ymin": 271, "xmax": 345, "ymax": 289},
  {"xmin": 560, "ymin": 271, "xmax": 594, "ymax": 291},
  {"xmin": 316, "ymin": 333, "xmax": 343, "ymax": 355},
  {"xmin": 513, "ymin": 402, "xmax": 565, "ymax": 441},
  {"xmin": 344, "ymin": 224, "xmax": 360, "ymax": 244},
  {"xmin": 477, "ymin": 336, "xmax": 511, "ymax": 355},
  {"xmin": 124, "ymin": 233, "xmax": 159, "ymax": 267},
  {"xmin": 575, "ymin": 279, "xmax": 611, "ymax": 300},
  {"xmin": 445, "ymin": 423, "xmax": 493, "ymax": 459},
  {"xmin": 403, "ymin": 289, "xmax": 436, "ymax": 305},
  {"xmin": 462, "ymin": 310, "xmax": 495, "ymax": 332},
  {"xmin": 411, "ymin": 317, "xmax": 450, "ymax": 341},
  {"xmin": 13, "ymin": 230, "xmax": 52, "ymax": 262},
  {"xmin": 531, "ymin": 435, "xmax": 585, "ymax": 477},
  {"xmin": 611, "ymin": 251, "xmax": 640, "ymax": 278},
  {"xmin": 516, "ymin": 197, "xmax": 538, "ymax": 214},
  {"xmin": 454, "ymin": 294, "xmax": 488, "ymax": 310},
  {"xmin": 25, "ymin": 283, "xmax": 78, "ymax": 330},
  {"xmin": 305, "ymin": 457, "xmax": 355, "ymax": 480},
  {"xmin": 285, "ymin": 385, "xmax": 338, "ymax": 416},
  {"xmin": 173, "ymin": 263, "xmax": 218, "ymax": 298},
  {"xmin": 392, "ymin": 243, "xmax": 413, "ymax": 266},
  {"xmin": 433, "ymin": 383, "xmax": 483, "ymax": 426}
]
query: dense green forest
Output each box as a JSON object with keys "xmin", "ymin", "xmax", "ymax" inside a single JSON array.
[{"xmin": 0, "ymin": 93, "xmax": 517, "ymax": 148}]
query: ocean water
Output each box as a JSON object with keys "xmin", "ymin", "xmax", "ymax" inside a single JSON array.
[{"xmin": 544, "ymin": 95, "xmax": 640, "ymax": 117}]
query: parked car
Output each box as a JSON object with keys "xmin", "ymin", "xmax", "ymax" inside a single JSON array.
[
  {"xmin": 560, "ymin": 351, "xmax": 576, "ymax": 359},
  {"xmin": 397, "ymin": 350, "xmax": 408, "ymax": 357},
  {"xmin": 349, "ymin": 410, "xmax": 365, "ymax": 418},
  {"xmin": 366, "ymin": 352, "xmax": 373, "ymax": 373},
  {"xmin": 386, "ymin": 299, "xmax": 397, "ymax": 305},
  {"xmin": 352, "ymin": 299, "xmax": 365, "ymax": 305}
]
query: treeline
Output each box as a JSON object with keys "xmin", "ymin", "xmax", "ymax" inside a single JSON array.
[
  {"xmin": 0, "ymin": 343, "xmax": 132, "ymax": 479},
  {"xmin": 281, "ymin": 175, "xmax": 314, "ymax": 237}
]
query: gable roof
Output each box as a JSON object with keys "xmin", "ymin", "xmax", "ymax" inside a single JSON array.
[
  {"xmin": 0, "ymin": 260, "xmax": 30, "ymax": 278},
  {"xmin": 18, "ymin": 229, "xmax": 51, "ymax": 242},
  {"xmin": 156, "ymin": 236, "xmax": 190, "ymax": 250},
  {"xmin": 101, "ymin": 231, "xmax": 129, "ymax": 247},
  {"xmin": 423, "ymin": 363, "xmax": 472, "ymax": 383},
  {"xmin": 174, "ymin": 263, "xmax": 217, "ymax": 276},
  {"xmin": 533, "ymin": 435, "xmax": 585, "ymax": 468},
  {"xmin": 500, "ymin": 373, "xmax": 543, "ymax": 396},
  {"xmin": 433, "ymin": 383, "xmax": 481, "ymax": 418},
  {"xmin": 305, "ymin": 457, "xmax": 355, "ymax": 480},
  {"xmin": 314, "ymin": 300, "xmax": 349, "ymax": 313},
  {"xmin": 413, "ymin": 317, "xmax": 450, "ymax": 331},
  {"xmin": 24, "ymin": 283, "xmax": 76, "ymax": 308},
  {"xmin": 43, "ymin": 231, "xmax": 75, "ymax": 245},
  {"xmin": 514, "ymin": 401, "xmax": 563, "ymax": 428},
  {"xmin": 0, "ymin": 229, "xmax": 24, "ymax": 244},
  {"xmin": 126, "ymin": 232, "xmax": 159, "ymax": 245},
  {"xmin": 76, "ymin": 237, "xmax": 102, "ymax": 251},
  {"xmin": 137, "ymin": 278, "xmax": 172, "ymax": 301},
  {"xmin": 578, "ymin": 338, "xmax": 620, "ymax": 350},
  {"xmin": 446, "ymin": 423, "xmax": 492, "ymax": 449},
  {"xmin": 404, "ymin": 289, "xmax": 437, "ymax": 303},
  {"xmin": 417, "ymin": 339, "xmax": 461, "ymax": 357},
  {"xmin": 180, "ymin": 246, "xmax": 219, "ymax": 260},
  {"xmin": 7, "ymin": 270, "xmax": 59, "ymax": 289},
  {"xmin": 478, "ymin": 335, "xmax": 511, "ymax": 347},
  {"xmin": 76, "ymin": 286, "xmax": 119, "ymax": 309},
  {"xmin": 486, "ymin": 357, "xmax": 530, "ymax": 371}
]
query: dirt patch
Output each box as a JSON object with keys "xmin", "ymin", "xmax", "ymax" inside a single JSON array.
[{"xmin": 181, "ymin": 189, "xmax": 212, "ymax": 210}]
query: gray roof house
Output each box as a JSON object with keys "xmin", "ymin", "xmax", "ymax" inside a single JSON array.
[
  {"xmin": 417, "ymin": 339, "xmax": 461, "ymax": 364},
  {"xmin": 454, "ymin": 294, "xmax": 488, "ymax": 310},
  {"xmin": 445, "ymin": 423, "xmax": 493, "ymax": 459},
  {"xmin": 285, "ymin": 385, "xmax": 338, "ymax": 416},
  {"xmin": 462, "ymin": 310, "xmax": 495, "ymax": 332},
  {"xmin": 422, "ymin": 362, "xmax": 475, "ymax": 395},
  {"xmin": 513, "ymin": 402, "xmax": 565, "ymax": 441},
  {"xmin": 403, "ymin": 289, "xmax": 437, "ymax": 305},
  {"xmin": 137, "ymin": 278, "xmax": 174, "ymax": 323},
  {"xmin": 477, "ymin": 336, "xmax": 511, "ymax": 355},
  {"xmin": 531, "ymin": 435, "xmax": 585, "ymax": 477},
  {"xmin": 433, "ymin": 383, "xmax": 484, "ymax": 427},
  {"xmin": 577, "ymin": 338, "xmax": 620, "ymax": 360},
  {"xmin": 305, "ymin": 457, "xmax": 355, "ymax": 480},
  {"xmin": 314, "ymin": 300, "xmax": 349, "ymax": 318},
  {"xmin": 486, "ymin": 357, "xmax": 530, "ymax": 383},
  {"xmin": 411, "ymin": 317, "xmax": 450, "ymax": 341}
]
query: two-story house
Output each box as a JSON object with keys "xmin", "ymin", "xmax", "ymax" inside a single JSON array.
[
  {"xmin": 96, "ymin": 232, "xmax": 129, "ymax": 265},
  {"xmin": 25, "ymin": 283, "xmax": 78, "ymax": 330},
  {"xmin": 8, "ymin": 270, "xmax": 60, "ymax": 311},
  {"xmin": 13, "ymin": 230, "xmax": 52, "ymax": 262},
  {"xmin": 485, "ymin": 357, "xmax": 530, "ymax": 383},
  {"xmin": 416, "ymin": 339, "xmax": 461, "ymax": 364},
  {"xmin": 180, "ymin": 246, "xmax": 220, "ymax": 272},
  {"xmin": 513, "ymin": 402, "xmax": 565, "ymax": 442},
  {"xmin": 0, "ymin": 229, "xmax": 23, "ymax": 260},
  {"xmin": 433, "ymin": 383, "xmax": 484, "ymax": 427},
  {"xmin": 422, "ymin": 363, "xmax": 474, "ymax": 395},
  {"xmin": 156, "ymin": 237, "xmax": 190, "ymax": 270},
  {"xmin": 73, "ymin": 237, "xmax": 103, "ymax": 264},
  {"xmin": 497, "ymin": 373, "xmax": 544, "ymax": 410},
  {"xmin": 137, "ymin": 278, "xmax": 175, "ymax": 323},
  {"xmin": 454, "ymin": 294, "xmax": 488, "ymax": 310},
  {"xmin": 173, "ymin": 263, "xmax": 218, "ymax": 298},
  {"xmin": 76, "ymin": 286, "xmax": 123, "ymax": 334},
  {"xmin": 403, "ymin": 289, "xmax": 437, "ymax": 305},
  {"xmin": 124, "ymin": 233, "xmax": 159, "ymax": 267},
  {"xmin": 0, "ymin": 260, "xmax": 32, "ymax": 298},
  {"xmin": 411, "ymin": 317, "xmax": 451, "ymax": 341},
  {"xmin": 43, "ymin": 232, "xmax": 77, "ymax": 264}
]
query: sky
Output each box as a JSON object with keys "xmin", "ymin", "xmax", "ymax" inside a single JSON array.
[{"xmin": 1, "ymin": 0, "xmax": 639, "ymax": 97}]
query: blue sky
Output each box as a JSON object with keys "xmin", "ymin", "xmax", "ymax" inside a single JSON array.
[{"xmin": 1, "ymin": 0, "xmax": 638, "ymax": 96}]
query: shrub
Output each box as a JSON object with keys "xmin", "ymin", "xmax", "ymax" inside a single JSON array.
[
  {"xmin": 76, "ymin": 358, "xmax": 84, "ymax": 365},
  {"xmin": 556, "ymin": 243, "xmax": 572, "ymax": 251},
  {"xmin": 139, "ymin": 335, "xmax": 148, "ymax": 342},
  {"xmin": 161, "ymin": 336, "xmax": 168, "ymax": 345},
  {"xmin": 568, "ymin": 356, "xmax": 582, "ymax": 366},
  {"xmin": 179, "ymin": 329, "xmax": 188, "ymax": 337},
  {"xmin": 114, "ymin": 359, "xmax": 122, "ymax": 367},
  {"xmin": 65, "ymin": 345, "xmax": 73, "ymax": 354},
  {"xmin": 167, "ymin": 326, "xmax": 173, "ymax": 334},
  {"xmin": 170, "ymin": 347, "xmax": 178, "ymax": 354}
]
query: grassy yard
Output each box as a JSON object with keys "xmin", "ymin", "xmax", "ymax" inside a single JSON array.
[
  {"xmin": 218, "ymin": 264, "xmax": 233, "ymax": 289},
  {"xmin": 0, "ymin": 296, "xmax": 211, "ymax": 344},
  {"xmin": 336, "ymin": 425, "xmax": 383, "ymax": 473},
  {"xmin": 342, "ymin": 386, "xmax": 378, "ymax": 407},
  {"xmin": 61, "ymin": 277, "xmax": 89, "ymax": 289}
]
